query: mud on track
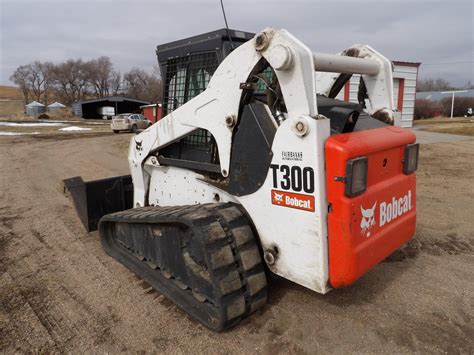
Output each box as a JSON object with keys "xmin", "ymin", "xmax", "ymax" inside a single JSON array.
[{"xmin": 0, "ymin": 133, "xmax": 473, "ymax": 353}]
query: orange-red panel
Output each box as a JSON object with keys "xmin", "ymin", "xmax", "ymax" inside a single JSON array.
[{"xmin": 325, "ymin": 126, "xmax": 417, "ymax": 288}]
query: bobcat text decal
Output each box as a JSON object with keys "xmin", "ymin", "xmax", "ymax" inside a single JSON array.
[
  {"xmin": 360, "ymin": 190, "xmax": 413, "ymax": 237},
  {"xmin": 380, "ymin": 190, "xmax": 413, "ymax": 227},
  {"xmin": 271, "ymin": 190, "xmax": 315, "ymax": 212}
]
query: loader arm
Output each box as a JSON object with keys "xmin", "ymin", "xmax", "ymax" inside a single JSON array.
[{"xmin": 315, "ymin": 44, "xmax": 395, "ymax": 123}]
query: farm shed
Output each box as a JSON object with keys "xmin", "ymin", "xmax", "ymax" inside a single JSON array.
[
  {"xmin": 334, "ymin": 61, "xmax": 421, "ymax": 128},
  {"xmin": 72, "ymin": 96, "xmax": 150, "ymax": 119},
  {"xmin": 140, "ymin": 103, "xmax": 163, "ymax": 123}
]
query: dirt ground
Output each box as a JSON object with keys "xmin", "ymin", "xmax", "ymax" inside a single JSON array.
[{"xmin": 0, "ymin": 131, "xmax": 473, "ymax": 354}]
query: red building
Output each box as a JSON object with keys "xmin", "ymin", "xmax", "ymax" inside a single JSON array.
[{"xmin": 140, "ymin": 104, "xmax": 163, "ymax": 123}]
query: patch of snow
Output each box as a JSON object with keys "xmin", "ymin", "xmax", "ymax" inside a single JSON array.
[
  {"xmin": 59, "ymin": 126, "xmax": 92, "ymax": 132},
  {"xmin": 39, "ymin": 119, "xmax": 107, "ymax": 125},
  {"xmin": 0, "ymin": 122, "xmax": 65, "ymax": 127},
  {"xmin": 0, "ymin": 131, "xmax": 40, "ymax": 136}
]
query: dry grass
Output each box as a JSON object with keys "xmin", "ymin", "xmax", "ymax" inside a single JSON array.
[
  {"xmin": 0, "ymin": 85, "xmax": 22, "ymax": 100},
  {"xmin": 414, "ymin": 117, "xmax": 471, "ymax": 126},
  {"xmin": 421, "ymin": 121, "xmax": 474, "ymax": 136},
  {"xmin": 46, "ymin": 107, "xmax": 76, "ymax": 119},
  {"xmin": 0, "ymin": 100, "xmax": 24, "ymax": 117},
  {"xmin": 0, "ymin": 85, "xmax": 25, "ymax": 118}
]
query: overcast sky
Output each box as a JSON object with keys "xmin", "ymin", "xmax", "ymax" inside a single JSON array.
[{"xmin": 0, "ymin": 0, "xmax": 473, "ymax": 86}]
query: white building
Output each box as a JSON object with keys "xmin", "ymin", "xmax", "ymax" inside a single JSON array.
[{"xmin": 335, "ymin": 61, "xmax": 420, "ymax": 128}]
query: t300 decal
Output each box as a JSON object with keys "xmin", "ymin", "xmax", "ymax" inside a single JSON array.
[{"xmin": 270, "ymin": 164, "xmax": 314, "ymax": 193}]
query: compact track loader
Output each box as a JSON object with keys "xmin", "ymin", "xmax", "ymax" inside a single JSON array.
[{"xmin": 64, "ymin": 28, "xmax": 419, "ymax": 331}]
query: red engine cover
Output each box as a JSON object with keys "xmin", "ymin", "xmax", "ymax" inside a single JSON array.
[{"xmin": 325, "ymin": 126, "xmax": 417, "ymax": 288}]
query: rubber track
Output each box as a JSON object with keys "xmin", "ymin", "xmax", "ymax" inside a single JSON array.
[{"xmin": 99, "ymin": 203, "xmax": 268, "ymax": 331}]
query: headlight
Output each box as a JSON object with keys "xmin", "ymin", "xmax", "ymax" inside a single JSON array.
[
  {"xmin": 403, "ymin": 144, "xmax": 419, "ymax": 174},
  {"xmin": 344, "ymin": 157, "xmax": 368, "ymax": 197}
]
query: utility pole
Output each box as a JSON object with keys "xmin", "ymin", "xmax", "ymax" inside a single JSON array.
[{"xmin": 442, "ymin": 90, "xmax": 467, "ymax": 118}]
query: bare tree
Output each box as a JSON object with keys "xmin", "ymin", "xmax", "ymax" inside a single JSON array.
[
  {"xmin": 27, "ymin": 61, "xmax": 50, "ymax": 102},
  {"xmin": 123, "ymin": 68, "xmax": 148, "ymax": 99},
  {"xmin": 464, "ymin": 80, "xmax": 474, "ymax": 90},
  {"xmin": 42, "ymin": 62, "xmax": 54, "ymax": 105},
  {"xmin": 123, "ymin": 67, "xmax": 162, "ymax": 103},
  {"xmin": 110, "ymin": 71, "xmax": 122, "ymax": 96},
  {"xmin": 416, "ymin": 78, "xmax": 456, "ymax": 92},
  {"xmin": 85, "ymin": 56, "xmax": 119, "ymax": 98},
  {"xmin": 9, "ymin": 61, "xmax": 53, "ymax": 104},
  {"xmin": 51, "ymin": 59, "xmax": 89, "ymax": 105},
  {"xmin": 9, "ymin": 65, "xmax": 31, "ymax": 104},
  {"xmin": 151, "ymin": 64, "xmax": 163, "ymax": 102},
  {"xmin": 11, "ymin": 57, "xmax": 163, "ymax": 105}
]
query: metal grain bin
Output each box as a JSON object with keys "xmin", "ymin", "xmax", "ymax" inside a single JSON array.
[
  {"xmin": 47, "ymin": 101, "xmax": 66, "ymax": 112},
  {"xmin": 72, "ymin": 101, "xmax": 83, "ymax": 117},
  {"xmin": 25, "ymin": 101, "xmax": 46, "ymax": 116}
]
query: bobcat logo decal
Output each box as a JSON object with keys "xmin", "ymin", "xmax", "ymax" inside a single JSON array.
[
  {"xmin": 135, "ymin": 140, "xmax": 143, "ymax": 152},
  {"xmin": 273, "ymin": 191, "xmax": 284, "ymax": 204},
  {"xmin": 360, "ymin": 202, "xmax": 377, "ymax": 237}
]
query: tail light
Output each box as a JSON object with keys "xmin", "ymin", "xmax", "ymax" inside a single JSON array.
[
  {"xmin": 344, "ymin": 157, "xmax": 368, "ymax": 197},
  {"xmin": 403, "ymin": 144, "xmax": 419, "ymax": 174}
]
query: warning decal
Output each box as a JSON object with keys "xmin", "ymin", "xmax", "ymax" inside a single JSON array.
[{"xmin": 271, "ymin": 189, "xmax": 315, "ymax": 212}]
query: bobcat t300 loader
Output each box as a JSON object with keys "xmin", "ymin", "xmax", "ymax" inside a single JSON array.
[{"xmin": 64, "ymin": 28, "xmax": 419, "ymax": 331}]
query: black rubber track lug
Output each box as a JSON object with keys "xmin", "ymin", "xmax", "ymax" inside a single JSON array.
[{"xmin": 98, "ymin": 203, "xmax": 268, "ymax": 331}]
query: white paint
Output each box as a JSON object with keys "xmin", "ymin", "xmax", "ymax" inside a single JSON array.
[
  {"xmin": 313, "ymin": 52, "xmax": 380, "ymax": 75},
  {"xmin": 146, "ymin": 165, "xmax": 238, "ymax": 206},
  {"xmin": 59, "ymin": 126, "xmax": 92, "ymax": 131},
  {"xmin": 266, "ymin": 44, "xmax": 294, "ymax": 70},
  {"xmin": 239, "ymin": 116, "xmax": 330, "ymax": 293}
]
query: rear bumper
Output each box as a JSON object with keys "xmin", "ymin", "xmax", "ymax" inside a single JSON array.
[{"xmin": 111, "ymin": 123, "xmax": 132, "ymax": 131}]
